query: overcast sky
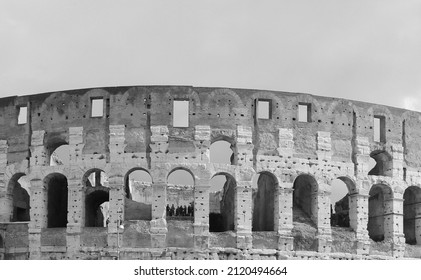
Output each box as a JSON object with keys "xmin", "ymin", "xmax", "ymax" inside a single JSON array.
[{"xmin": 1, "ymin": 0, "xmax": 421, "ymax": 111}]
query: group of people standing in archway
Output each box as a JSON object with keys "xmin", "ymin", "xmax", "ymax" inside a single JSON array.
[{"xmin": 166, "ymin": 202, "xmax": 194, "ymax": 217}]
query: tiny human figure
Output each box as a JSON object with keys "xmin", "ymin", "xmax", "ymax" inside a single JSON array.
[{"xmin": 170, "ymin": 204, "xmax": 175, "ymax": 216}]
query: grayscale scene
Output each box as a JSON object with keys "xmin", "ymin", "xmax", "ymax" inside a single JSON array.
[{"xmin": 0, "ymin": 1, "xmax": 420, "ymax": 260}]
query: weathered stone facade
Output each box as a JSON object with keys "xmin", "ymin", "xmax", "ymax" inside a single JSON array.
[{"xmin": 0, "ymin": 86, "xmax": 420, "ymax": 260}]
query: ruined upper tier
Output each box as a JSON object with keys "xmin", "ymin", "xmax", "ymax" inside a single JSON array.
[{"xmin": 0, "ymin": 85, "xmax": 420, "ymax": 169}]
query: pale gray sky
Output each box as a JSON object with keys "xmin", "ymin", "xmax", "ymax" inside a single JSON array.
[{"xmin": 1, "ymin": 0, "xmax": 420, "ymax": 111}]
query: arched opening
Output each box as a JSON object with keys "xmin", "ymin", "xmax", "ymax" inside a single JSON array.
[
  {"xmin": 84, "ymin": 169, "xmax": 109, "ymax": 227},
  {"xmin": 368, "ymin": 184, "xmax": 393, "ymax": 242},
  {"xmin": 368, "ymin": 150, "xmax": 393, "ymax": 177},
  {"xmin": 50, "ymin": 144, "xmax": 70, "ymax": 166},
  {"xmin": 252, "ymin": 172, "xmax": 277, "ymax": 231},
  {"xmin": 292, "ymin": 174, "xmax": 318, "ymax": 251},
  {"xmin": 210, "ymin": 140, "xmax": 235, "ymax": 164},
  {"xmin": 8, "ymin": 173, "xmax": 30, "ymax": 222},
  {"xmin": 293, "ymin": 174, "xmax": 318, "ymax": 225},
  {"xmin": 330, "ymin": 179, "xmax": 350, "ymax": 228},
  {"xmin": 124, "ymin": 169, "xmax": 152, "ymax": 221},
  {"xmin": 209, "ymin": 173, "xmax": 236, "ymax": 232},
  {"xmin": 403, "ymin": 186, "xmax": 421, "ymax": 245},
  {"xmin": 45, "ymin": 173, "xmax": 68, "ymax": 228},
  {"xmin": 166, "ymin": 169, "xmax": 194, "ymax": 219}
]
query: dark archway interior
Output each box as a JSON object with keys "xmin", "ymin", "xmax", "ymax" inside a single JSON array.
[
  {"xmin": 209, "ymin": 174, "xmax": 236, "ymax": 232},
  {"xmin": 293, "ymin": 175, "xmax": 317, "ymax": 224},
  {"xmin": 47, "ymin": 174, "xmax": 68, "ymax": 228},
  {"xmin": 11, "ymin": 177, "xmax": 30, "ymax": 222},
  {"xmin": 368, "ymin": 184, "xmax": 391, "ymax": 242},
  {"xmin": 252, "ymin": 172, "xmax": 276, "ymax": 231},
  {"xmin": 85, "ymin": 189, "xmax": 109, "ymax": 227},
  {"xmin": 404, "ymin": 186, "xmax": 421, "ymax": 244},
  {"xmin": 368, "ymin": 150, "xmax": 393, "ymax": 176},
  {"xmin": 0, "ymin": 234, "xmax": 3, "ymax": 248}
]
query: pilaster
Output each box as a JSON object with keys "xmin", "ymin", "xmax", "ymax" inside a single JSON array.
[
  {"xmin": 193, "ymin": 184, "xmax": 209, "ymax": 249},
  {"xmin": 235, "ymin": 181, "xmax": 252, "ymax": 249},
  {"xmin": 28, "ymin": 178, "xmax": 46, "ymax": 259}
]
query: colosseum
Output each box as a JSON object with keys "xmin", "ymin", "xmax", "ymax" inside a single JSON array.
[{"xmin": 0, "ymin": 86, "xmax": 420, "ymax": 260}]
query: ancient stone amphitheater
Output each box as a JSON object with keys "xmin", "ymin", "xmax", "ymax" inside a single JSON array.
[{"xmin": 0, "ymin": 86, "xmax": 420, "ymax": 260}]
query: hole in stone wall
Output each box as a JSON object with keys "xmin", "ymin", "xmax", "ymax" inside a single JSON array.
[
  {"xmin": 403, "ymin": 186, "xmax": 421, "ymax": 245},
  {"xmin": 84, "ymin": 169, "xmax": 109, "ymax": 227},
  {"xmin": 173, "ymin": 100, "xmax": 189, "ymax": 127},
  {"xmin": 8, "ymin": 173, "xmax": 30, "ymax": 222},
  {"xmin": 368, "ymin": 150, "xmax": 393, "ymax": 177},
  {"xmin": 18, "ymin": 106, "xmax": 28, "ymax": 124},
  {"xmin": 124, "ymin": 169, "xmax": 152, "ymax": 221},
  {"xmin": 368, "ymin": 184, "xmax": 393, "ymax": 242},
  {"xmin": 252, "ymin": 172, "xmax": 276, "ymax": 231},
  {"xmin": 167, "ymin": 169, "xmax": 194, "ymax": 220},
  {"xmin": 210, "ymin": 140, "xmax": 234, "ymax": 164},
  {"xmin": 45, "ymin": 173, "xmax": 68, "ymax": 228},
  {"xmin": 91, "ymin": 98, "xmax": 104, "ymax": 117},
  {"xmin": 209, "ymin": 173, "xmax": 236, "ymax": 232}
]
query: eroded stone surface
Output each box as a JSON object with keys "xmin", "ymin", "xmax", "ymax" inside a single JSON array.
[{"xmin": 0, "ymin": 86, "xmax": 420, "ymax": 259}]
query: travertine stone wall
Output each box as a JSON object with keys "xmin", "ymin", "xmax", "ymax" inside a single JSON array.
[{"xmin": 0, "ymin": 86, "xmax": 420, "ymax": 259}]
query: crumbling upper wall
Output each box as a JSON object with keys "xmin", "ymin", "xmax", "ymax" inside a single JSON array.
[{"xmin": 0, "ymin": 86, "xmax": 420, "ymax": 170}]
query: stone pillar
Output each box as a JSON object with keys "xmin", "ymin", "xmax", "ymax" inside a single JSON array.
[
  {"xmin": 237, "ymin": 126, "xmax": 254, "ymax": 167},
  {"xmin": 349, "ymin": 193, "xmax": 370, "ymax": 255},
  {"xmin": 316, "ymin": 131, "xmax": 332, "ymax": 161},
  {"xmin": 316, "ymin": 184, "xmax": 332, "ymax": 253},
  {"xmin": 277, "ymin": 128, "xmax": 294, "ymax": 157},
  {"xmin": 28, "ymin": 178, "xmax": 47, "ymax": 259},
  {"xmin": 354, "ymin": 136, "xmax": 370, "ymax": 177},
  {"xmin": 194, "ymin": 125, "xmax": 211, "ymax": 162},
  {"xmin": 109, "ymin": 125, "xmax": 126, "ymax": 163},
  {"xmin": 107, "ymin": 172, "xmax": 125, "ymax": 249},
  {"xmin": 276, "ymin": 183, "xmax": 294, "ymax": 251},
  {"xmin": 235, "ymin": 181, "xmax": 252, "ymax": 249},
  {"xmin": 193, "ymin": 184, "xmax": 209, "ymax": 249},
  {"xmin": 149, "ymin": 126, "xmax": 169, "ymax": 163},
  {"xmin": 0, "ymin": 194, "xmax": 12, "ymax": 223},
  {"xmin": 68, "ymin": 127, "xmax": 84, "ymax": 163},
  {"xmin": 66, "ymin": 176, "xmax": 85, "ymax": 257},
  {"xmin": 0, "ymin": 140, "xmax": 9, "ymax": 222},
  {"xmin": 30, "ymin": 130, "xmax": 48, "ymax": 166},
  {"xmin": 150, "ymin": 182, "xmax": 167, "ymax": 248},
  {"xmin": 391, "ymin": 144, "xmax": 404, "ymax": 179},
  {"xmin": 384, "ymin": 195, "xmax": 405, "ymax": 257}
]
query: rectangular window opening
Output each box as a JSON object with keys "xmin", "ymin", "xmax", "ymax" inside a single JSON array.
[
  {"xmin": 91, "ymin": 98, "xmax": 104, "ymax": 117},
  {"xmin": 374, "ymin": 115, "xmax": 386, "ymax": 142},
  {"xmin": 256, "ymin": 99, "xmax": 271, "ymax": 119},
  {"xmin": 18, "ymin": 106, "xmax": 28, "ymax": 124},
  {"xmin": 298, "ymin": 103, "xmax": 311, "ymax": 122},
  {"xmin": 173, "ymin": 100, "xmax": 189, "ymax": 127}
]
